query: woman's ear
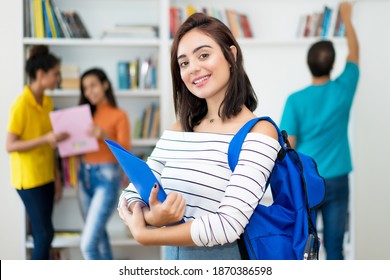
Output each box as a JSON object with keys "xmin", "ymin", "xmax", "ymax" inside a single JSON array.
[
  {"xmin": 230, "ymin": 45, "xmax": 237, "ymax": 62},
  {"xmin": 35, "ymin": 69, "xmax": 45, "ymax": 80}
]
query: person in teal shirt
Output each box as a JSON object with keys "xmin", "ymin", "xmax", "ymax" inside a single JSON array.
[{"xmin": 280, "ymin": 2, "xmax": 359, "ymax": 260}]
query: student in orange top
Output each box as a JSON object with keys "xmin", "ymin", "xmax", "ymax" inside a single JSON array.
[{"xmin": 78, "ymin": 68, "xmax": 131, "ymax": 260}]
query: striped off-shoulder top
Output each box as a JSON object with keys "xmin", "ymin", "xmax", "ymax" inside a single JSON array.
[{"xmin": 119, "ymin": 129, "xmax": 280, "ymax": 247}]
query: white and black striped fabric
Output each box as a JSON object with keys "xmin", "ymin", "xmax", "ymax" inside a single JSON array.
[{"xmin": 120, "ymin": 130, "xmax": 280, "ymax": 247}]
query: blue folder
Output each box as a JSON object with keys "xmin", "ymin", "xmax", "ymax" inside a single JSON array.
[{"xmin": 105, "ymin": 139, "xmax": 167, "ymax": 205}]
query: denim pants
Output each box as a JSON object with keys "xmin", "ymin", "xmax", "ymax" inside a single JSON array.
[
  {"xmin": 163, "ymin": 241, "xmax": 241, "ymax": 260},
  {"xmin": 318, "ymin": 174, "xmax": 349, "ymax": 260},
  {"xmin": 78, "ymin": 162, "xmax": 121, "ymax": 260},
  {"xmin": 17, "ymin": 182, "xmax": 55, "ymax": 260}
]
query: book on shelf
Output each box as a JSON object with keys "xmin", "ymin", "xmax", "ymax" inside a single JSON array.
[
  {"xmin": 58, "ymin": 156, "xmax": 79, "ymax": 188},
  {"xmin": 118, "ymin": 61, "xmax": 130, "ymax": 90},
  {"xmin": 51, "ymin": 0, "xmax": 71, "ymax": 38},
  {"xmin": 72, "ymin": 11, "xmax": 90, "ymax": 38},
  {"xmin": 25, "ymin": 0, "xmax": 90, "ymax": 38},
  {"xmin": 129, "ymin": 59, "xmax": 139, "ymax": 90},
  {"xmin": 321, "ymin": 6, "xmax": 332, "ymax": 38},
  {"xmin": 24, "ymin": 0, "xmax": 32, "ymax": 37},
  {"xmin": 116, "ymin": 57, "xmax": 157, "ymax": 90},
  {"xmin": 32, "ymin": 0, "xmax": 45, "ymax": 38},
  {"xmin": 333, "ymin": 8, "xmax": 346, "ymax": 37},
  {"xmin": 46, "ymin": 0, "xmax": 64, "ymax": 38},
  {"xmin": 62, "ymin": 11, "xmax": 90, "ymax": 38},
  {"xmin": 44, "ymin": 0, "xmax": 58, "ymax": 38},
  {"xmin": 226, "ymin": 9, "xmax": 241, "ymax": 38},
  {"xmin": 169, "ymin": 5, "xmax": 252, "ymax": 39},
  {"xmin": 133, "ymin": 103, "xmax": 160, "ymax": 140},
  {"xmin": 239, "ymin": 14, "xmax": 253, "ymax": 38},
  {"xmin": 60, "ymin": 64, "xmax": 80, "ymax": 90},
  {"xmin": 297, "ymin": 5, "xmax": 345, "ymax": 39},
  {"xmin": 141, "ymin": 103, "xmax": 153, "ymax": 139},
  {"xmin": 149, "ymin": 106, "xmax": 160, "ymax": 139},
  {"xmin": 41, "ymin": 0, "xmax": 53, "ymax": 38}
]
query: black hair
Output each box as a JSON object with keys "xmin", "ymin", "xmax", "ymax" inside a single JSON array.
[
  {"xmin": 79, "ymin": 68, "xmax": 117, "ymax": 115},
  {"xmin": 170, "ymin": 13, "xmax": 257, "ymax": 132},
  {"xmin": 25, "ymin": 45, "xmax": 60, "ymax": 80},
  {"xmin": 307, "ymin": 40, "xmax": 335, "ymax": 77}
]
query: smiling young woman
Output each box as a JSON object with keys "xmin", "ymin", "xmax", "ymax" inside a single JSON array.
[{"xmin": 118, "ymin": 13, "xmax": 279, "ymax": 260}]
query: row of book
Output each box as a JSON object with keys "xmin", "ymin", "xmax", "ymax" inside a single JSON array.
[
  {"xmin": 59, "ymin": 64, "xmax": 80, "ymax": 90},
  {"xmin": 24, "ymin": 0, "xmax": 90, "ymax": 38},
  {"xmin": 297, "ymin": 6, "xmax": 345, "ymax": 38},
  {"xmin": 59, "ymin": 156, "xmax": 78, "ymax": 189},
  {"xmin": 170, "ymin": 5, "xmax": 253, "ymax": 39},
  {"xmin": 59, "ymin": 155, "xmax": 130, "ymax": 189},
  {"xmin": 117, "ymin": 57, "xmax": 157, "ymax": 90},
  {"xmin": 133, "ymin": 103, "xmax": 160, "ymax": 140}
]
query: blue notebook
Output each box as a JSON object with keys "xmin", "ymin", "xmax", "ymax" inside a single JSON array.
[{"xmin": 105, "ymin": 139, "xmax": 167, "ymax": 205}]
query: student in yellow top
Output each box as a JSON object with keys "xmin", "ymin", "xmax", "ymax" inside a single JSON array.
[
  {"xmin": 77, "ymin": 68, "xmax": 131, "ymax": 260},
  {"xmin": 6, "ymin": 45, "xmax": 69, "ymax": 260}
]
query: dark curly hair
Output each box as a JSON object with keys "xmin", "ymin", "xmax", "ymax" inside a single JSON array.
[{"xmin": 25, "ymin": 45, "xmax": 60, "ymax": 80}]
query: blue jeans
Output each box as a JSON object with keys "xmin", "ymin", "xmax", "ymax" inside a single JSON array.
[
  {"xmin": 163, "ymin": 242, "xmax": 241, "ymax": 260},
  {"xmin": 78, "ymin": 162, "xmax": 121, "ymax": 260},
  {"xmin": 318, "ymin": 174, "xmax": 349, "ymax": 260},
  {"xmin": 17, "ymin": 182, "xmax": 55, "ymax": 260}
]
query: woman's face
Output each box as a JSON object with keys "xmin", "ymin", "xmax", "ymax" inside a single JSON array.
[
  {"xmin": 41, "ymin": 65, "xmax": 61, "ymax": 90},
  {"xmin": 81, "ymin": 74, "xmax": 108, "ymax": 106},
  {"xmin": 177, "ymin": 29, "xmax": 232, "ymax": 102}
]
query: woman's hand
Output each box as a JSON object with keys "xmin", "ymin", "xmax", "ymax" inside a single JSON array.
[
  {"xmin": 44, "ymin": 131, "xmax": 69, "ymax": 147},
  {"xmin": 143, "ymin": 184, "xmax": 186, "ymax": 227},
  {"xmin": 88, "ymin": 125, "xmax": 107, "ymax": 139},
  {"xmin": 118, "ymin": 200, "xmax": 148, "ymax": 243}
]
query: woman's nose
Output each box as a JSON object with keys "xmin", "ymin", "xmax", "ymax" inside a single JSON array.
[{"xmin": 188, "ymin": 61, "xmax": 200, "ymax": 74}]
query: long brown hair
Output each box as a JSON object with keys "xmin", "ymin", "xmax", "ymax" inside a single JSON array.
[
  {"xmin": 79, "ymin": 68, "xmax": 117, "ymax": 115},
  {"xmin": 170, "ymin": 13, "xmax": 257, "ymax": 132}
]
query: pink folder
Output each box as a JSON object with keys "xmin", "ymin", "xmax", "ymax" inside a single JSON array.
[{"xmin": 49, "ymin": 104, "xmax": 99, "ymax": 157}]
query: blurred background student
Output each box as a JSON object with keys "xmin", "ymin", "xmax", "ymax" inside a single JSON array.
[
  {"xmin": 77, "ymin": 68, "xmax": 131, "ymax": 260},
  {"xmin": 6, "ymin": 45, "xmax": 69, "ymax": 259},
  {"xmin": 280, "ymin": 2, "xmax": 359, "ymax": 260}
]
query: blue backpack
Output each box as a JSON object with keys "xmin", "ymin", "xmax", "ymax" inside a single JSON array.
[{"xmin": 228, "ymin": 117, "xmax": 326, "ymax": 260}]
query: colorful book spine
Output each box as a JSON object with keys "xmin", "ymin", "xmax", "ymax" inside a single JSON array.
[
  {"xmin": 117, "ymin": 61, "xmax": 130, "ymax": 89},
  {"xmin": 33, "ymin": 0, "xmax": 45, "ymax": 38},
  {"xmin": 41, "ymin": 0, "xmax": 52, "ymax": 38},
  {"xmin": 45, "ymin": 0, "xmax": 57, "ymax": 38}
]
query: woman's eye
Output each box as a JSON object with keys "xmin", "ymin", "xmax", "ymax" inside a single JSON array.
[
  {"xmin": 179, "ymin": 61, "xmax": 188, "ymax": 68},
  {"xmin": 199, "ymin": 53, "xmax": 209, "ymax": 59}
]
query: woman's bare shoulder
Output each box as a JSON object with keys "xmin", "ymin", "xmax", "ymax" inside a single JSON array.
[{"xmin": 250, "ymin": 120, "xmax": 278, "ymax": 141}]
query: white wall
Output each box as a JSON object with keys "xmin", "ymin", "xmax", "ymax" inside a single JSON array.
[
  {"xmin": 353, "ymin": 0, "xmax": 390, "ymax": 259},
  {"xmin": 0, "ymin": 0, "xmax": 25, "ymax": 259}
]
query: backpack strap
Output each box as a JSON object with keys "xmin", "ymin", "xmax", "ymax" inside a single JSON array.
[{"xmin": 228, "ymin": 116, "xmax": 286, "ymax": 172}]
